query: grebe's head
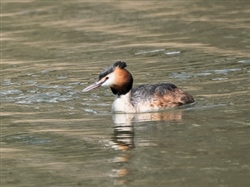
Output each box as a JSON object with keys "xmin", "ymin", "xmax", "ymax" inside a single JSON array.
[{"xmin": 82, "ymin": 61, "xmax": 133, "ymax": 95}]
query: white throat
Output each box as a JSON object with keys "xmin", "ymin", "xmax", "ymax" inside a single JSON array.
[{"xmin": 111, "ymin": 91, "xmax": 135, "ymax": 113}]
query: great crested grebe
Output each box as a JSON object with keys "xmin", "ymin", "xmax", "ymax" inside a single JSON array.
[{"xmin": 83, "ymin": 61, "xmax": 194, "ymax": 113}]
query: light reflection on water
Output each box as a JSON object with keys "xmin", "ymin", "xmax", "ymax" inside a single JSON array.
[{"xmin": 1, "ymin": 0, "xmax": 250, "ymax": 186}]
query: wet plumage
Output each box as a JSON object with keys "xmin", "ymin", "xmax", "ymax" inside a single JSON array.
[
  {"xmin": 83, "ymin": 61, "xmax": 194, "ymax": 113},
  {"xmin": 131, "ymin": 83, "xmax": 194, "ymax": 111}
]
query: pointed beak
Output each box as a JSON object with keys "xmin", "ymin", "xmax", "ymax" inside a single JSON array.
[{"xmin": 82, "ymin": 79, "xmax": 106, "ymax": 92}]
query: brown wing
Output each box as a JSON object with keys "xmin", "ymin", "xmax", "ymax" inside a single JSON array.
[
  {"xmin": 132, "ymin": 83, "xmax": 194, "ymax": 109},
  {"xmin": 152, "ymin": 86, "xmax": 194, "ymax": 108}
]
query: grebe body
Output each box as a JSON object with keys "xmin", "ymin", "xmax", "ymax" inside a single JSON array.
[{"xmin": 83, "ymin": 61, "xmax": 194, "ymax": 113}]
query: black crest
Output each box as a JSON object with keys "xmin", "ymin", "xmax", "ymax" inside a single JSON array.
[
  {"xmin": 99, "ymin": 61, "xmax": 127, "ymax": 80},
  {"xmin": 113, "ymin": 61, "xmax": 127, "ymax": 69}
]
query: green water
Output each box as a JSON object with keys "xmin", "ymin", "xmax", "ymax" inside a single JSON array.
[{"xmin": 1, "ymin": 1, "xmax": 250, "ymax": 186}]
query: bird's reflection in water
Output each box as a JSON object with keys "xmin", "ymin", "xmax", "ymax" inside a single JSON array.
[
  {"xmin": 111, "ymin": 110, "xmax": 183, "ymax": 150},
  {"xmin": 109, "ymin": 110, "xmax": 183, "ymax": 185},
  {"xmin": 112, "ymin": 113, "xmax": 135, "ymax": 151}
]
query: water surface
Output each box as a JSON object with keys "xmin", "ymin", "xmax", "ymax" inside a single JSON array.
[{"xmin": 1, "ymin": 0, "xmax": 250, "ymax": 186}]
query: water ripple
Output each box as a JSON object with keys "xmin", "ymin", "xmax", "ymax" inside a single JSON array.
[
  {"xmin": 237, "ymin": 59, "xmax": 250, "ymax": 64},
  {"xmin": 37, "ymin": 85, "xmax": 72, "ymax": 89},
  {"xmin": 0, "ymin": 89, "xmax": 22, "ymax": 95}
]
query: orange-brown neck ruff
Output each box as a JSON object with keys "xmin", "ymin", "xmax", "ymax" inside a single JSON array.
[{"xmin": 111, "ymin": 67, "xmax": 133, "ymax": 95}]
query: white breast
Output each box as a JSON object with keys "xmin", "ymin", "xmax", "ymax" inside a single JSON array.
[{"xmin": 111, "ymin": 91, "xmax": 136, "ymax": 113}]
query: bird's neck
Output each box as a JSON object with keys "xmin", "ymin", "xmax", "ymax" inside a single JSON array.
[{"xmin": 112, "ymin": 90, "xmax": 135, "ymax": 113}]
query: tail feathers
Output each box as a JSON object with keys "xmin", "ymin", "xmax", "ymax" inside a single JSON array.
[
  {"xmin": 155, "ymin": 88, "xmax": 194, "ymax": 107},
  {"xmin": 178, "ymin": 92, "xmax": 195, "ymax": 106}
]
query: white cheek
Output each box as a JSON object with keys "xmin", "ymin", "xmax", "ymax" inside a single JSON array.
[{"xmin": 101, "ymin": 73, "xmax": 115, "ymax": 87}]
